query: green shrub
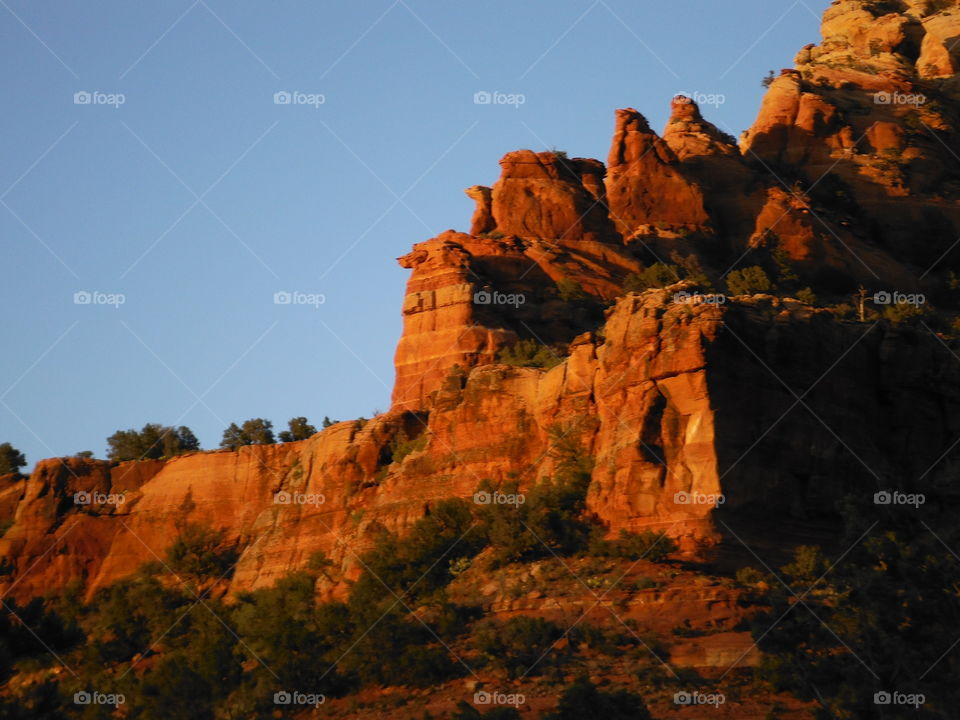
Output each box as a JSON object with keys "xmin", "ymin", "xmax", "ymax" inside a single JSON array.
[
  {"xmin": 106, "ymin": 424, "xmax": 199, "ymax": 461},
  {"xmin": 335, "ymin": 602, "xmax": 457, "ymax": 687},
  {"xmin": 882, "ymin": 301, "xmax": 928, "ymax": 325},
  {"xmin": 497, "ymin": 339, "xmax": 561, "ymax": 369},
  {"xmin": 478, "ymin": 473, "xmax": 592, "ymax": 565},
  {"xmin": 277, "ymin": 416, "xmax": 317, "ymax": 442},
  {"xmin": 478, "ymin": 425, "xmax": 595, "ymax": 564},
  {"xmin": 166, "ymin": 524, "xmax": 238, "ymax": 578},
  {"xmin": 590, "ymin": 529, "xmax": 676, "ymax": 563},
  {"xmin": 0, "ymin": 443, "xmax": 26, "ymax": 474},
  {"xmin": 474, "ymin": 616, "xmax": 564, "ymax": 678},
  {"xmin": 220, "ymin": 418, "xmax": 275, "ymax": 449},
  {"xmin": 736, "ymin": 566, "xmax": 767, "ymax": 587},
  {"xmin": 0, "ymin": 598, "xmax": 83, "ymax": 681},
  {"xmin": 623, "ymin": 263, "xmax": 680, "ymax": 293},
  {"xmin": 726, "ymin": 266, "xmax": 773, "ymax": 296},
  {"xmin": 389, "ymin": 431, "xmax": 427, "ymax": 463},
  {"xmin": 233, "ymin": 572, "xmax": 354, "ymax": 693},
  {"xmin": 557, "ymin": 278, "xmax": 587, "ymax": 301},
  {"xmin": 349, "ymin": 498, "xmax": 483, "ymax": 612},
  {"xmin": 795, "ymin": 287, "xmax": 817, "ymax": 304},
  {"xmin": 544, "ymin": 675, "xmax": 652, "ymax": 719},
  {"xmin": 87, "ymin": 575, "xmax": 189, "ymax": 663}
]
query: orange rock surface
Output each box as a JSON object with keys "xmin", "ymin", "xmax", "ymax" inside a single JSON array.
[{"xmin": 4, "ymin": 0, "xmax": 960, "ymax": 606}]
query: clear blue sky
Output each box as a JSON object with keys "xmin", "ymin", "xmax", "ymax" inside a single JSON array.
[{"xmin": 1, "ymin": 0, "xmax": 822, "ymax": 466}]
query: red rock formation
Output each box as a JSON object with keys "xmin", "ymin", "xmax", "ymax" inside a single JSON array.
[
  {"xmin": 5, "ymin": 0, "xmax": 960, "ymax": 613},
  {"xmin": 605, "ymin": 108, "xmax": 711, "ymax": 241},
  {"xmin": 743, "ymin": 0, "xmax": 960, "ymax": 273},
  {"xmin": 390, "ymin": 227, "xmax": 644, "ymax": 409},
  {"xmin": 5, "ymin": 289, "xmax": 960, "ymax": 602},
  {"xmin": 490, "ymin": 150, "xmax": 615, "ymax": 243},
  {"xmin": 464, "ymin": 185, "xmax": 494, "ymax": 235}
]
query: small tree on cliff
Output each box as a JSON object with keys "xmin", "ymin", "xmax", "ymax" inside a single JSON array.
[
  {"xmin": 107, "ymin": 424, "xmax": 199, "ymax": 462},
  {"xmin": 220, "ymin": 418, "xmax": 275, "ymax": 450},
  {"xmin": 726, "ymin": 266, "xmax": 773, "ymax": 296},
  {"xmin": 0, "ymin": 443, "xmax": 26, "ymax": 475},
  {"xmin": 277, "ymin": 416, "xmax": 317, "ymax": 442}
]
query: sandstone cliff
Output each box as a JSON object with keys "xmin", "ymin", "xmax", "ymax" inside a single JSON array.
[{"xmin": 3, "ymin": 0, "xmax": 960, "ymax": 608}]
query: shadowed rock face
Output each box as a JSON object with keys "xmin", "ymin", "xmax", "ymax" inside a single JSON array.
[{"xmin": 4, "ymin": 0, "xmax": 960, "ymax": 602}]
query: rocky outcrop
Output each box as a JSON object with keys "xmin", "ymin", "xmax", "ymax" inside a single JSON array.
[
  {"xmin": 5, "ymin": 289, "xmax": 960, "ymax": 602},
  {"xmin": 490, "ymin": 150, "xmax": 616, "ymax": 243},
  {"xmin": 605, "ymin": 108, "xmax": 712, "ymax": 240},
  {"xmin": 743, "ymin": 0, "xmax": 960, "ymax": 275},
  {"xmin": 464, "ymin": 185, "xmax": 494, "ymax": 235},
  {"xmin": 663, "ymin": 96, "xmax": 740, "ymax": 163},
  {"xmin": 391, "ymin": 226, "xmax": 644, "ymax": 409},
  {"xmin": 5, "ymin": 0, "xmax": 960, "ymax": 608}
]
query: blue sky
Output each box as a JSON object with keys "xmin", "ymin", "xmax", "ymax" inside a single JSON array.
[{"xmin": 1, "ymin": 0, "xmax": 823, "ymax": 466}]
